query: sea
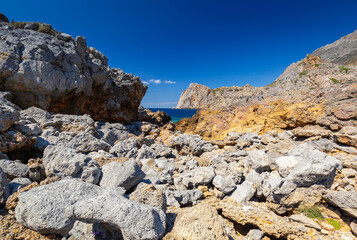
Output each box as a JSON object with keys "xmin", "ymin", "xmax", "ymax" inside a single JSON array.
[{"xmin": 148, "ymin": 108, "xmax": 198, "ymax": 123}]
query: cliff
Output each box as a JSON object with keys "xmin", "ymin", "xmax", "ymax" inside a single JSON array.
[
  {"xmin": 0, "ymin": 20, "xmax": 147, "ymax": 124},
  {"xmin": 176, "ymin": 30, "xmax": 357, "ymax": 139}
]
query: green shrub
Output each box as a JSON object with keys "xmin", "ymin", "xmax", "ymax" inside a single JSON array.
[
  {"xmin": 38, "ymin": 24, "xmax": 56, "ymax": 36},
  {"xmin": 299, "ymin": 70, "xmax": 308, "ymax": 77},
  {"xmin": 326, "ymin": 218, "xmax": 341, "ymax": 230},
  {"xmin": 297, "ymin": 205, "xmax": 324, "ymax": 220},
  {"xmin": 10, "ymin": 21, "xmax": 27, "ymax": 29},
  {"xmin": 314, "ymin": 64, "xmax": 321, "ymax": 67},
  {"xmin": 330, "ymin": 78, "xmax": 341, "ymax": 84},
  {"xmin": 339, "ymin": 66, "xmax": 351, "ymax": 73}
]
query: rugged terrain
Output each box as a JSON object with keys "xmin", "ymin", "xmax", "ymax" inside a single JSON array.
[
  {"xmin": 176, "ymin": 30, "xmax": 357, "ymax": 139},
  {"xmin": 1, "ymin": 13, "xmax": 357, "ymax": 240}
]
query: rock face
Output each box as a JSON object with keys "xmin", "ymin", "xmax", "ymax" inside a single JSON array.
[
  {"xmin": 176, "ymin": 30, "xmax": 357, "ymax": 140},
  {"xmin": 0, "ymin": 22, "xmax": 147, "ymax": 124}
]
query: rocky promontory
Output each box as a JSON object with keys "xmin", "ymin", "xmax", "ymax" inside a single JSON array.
[{"xmin": 0, "ymin": 19, "xmax": 147, "ymax": 124}]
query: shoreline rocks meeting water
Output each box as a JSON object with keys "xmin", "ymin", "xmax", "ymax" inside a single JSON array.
[{"xmin": 0, "ymin": 12, "xmax": 357, "ymax": 240}]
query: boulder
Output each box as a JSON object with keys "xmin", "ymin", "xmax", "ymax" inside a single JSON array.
[
  {"xmin": 15, "ymin": 179, "xmax": 165, "ymax": 238},
  {"xmin": 0, "ymin": 167, "xmax": 10, "ymax": 207},
  {"xmin": 228, "ymin": 181, "xmax": 255, "ymax": 203},
  {"xmin": 289, "ymin": 214, "xmax": 321, "ymax": 230},
  {"xmin": 292, "ymin": 125, "xmax": 331, "ymax": 138},
  {"xmin": 0, "ymin": 25, "xmax": 147, "ymax": 124},
  {"xmin": 275, "ymin": 156, "xmax": 300, "ymax": 178},
  {"xmin": 0, "ymin": 97, "xmax": 20, "ymax": 132},
  {"xmin": 129, "ymin": 182, "xmax": 167, "ymax": 211},
  {"xmin": 163, "ymin": 203, "xmax": 229, "ymax": 240},
  {"xmin": 9, "ymin": 177, "xmax": 32, "ymax": 194},
  {"xmin": 96, "ymin": 122, "xmax": 128, "ymax": 146},
  {"xmin": 286, "ymin": 143, "xmax": 342, "ymax": 187},
  {"xmin": 176, "ymin": 166, "xmax": 215, "ymax": 189},
  {"xmin": 0, "ymin": 159, "xmax": 29, "ymax": 179},
  {"xmin": 99, "ymin": 159, "xmax": 145, "ymax": 191},
  {"xmin": 43, "ymin": 145, "xmax": 101, "ymax": 184},
  {"xmin": 151, "ymin": 143, "xmax": 173, "ymax": 157},
  {"xmin": 65, "ymin": 132, "xmax": 110, "ymax": 153},
  {"xmin": 212, "ymin": 175, "xmax": 236, "ymax": 194},
  {"xmin": 165, "ymin": 189, "xmax": 202, "ymax": 207},
  {"xmin": 110, "ymin": 139, "xmax": 137, "ymax": 157},
  {"xmin": 247, "ymin": 229, "xmax": 264, "ymax": 240},
  {"xmin": 68, "ymin": 191, "xmax": 166, "ymax": 240},
  {"xmin": 324, "ymin": 191, "xmax": 357, "ymax": 218},
  {"xmin": 136, "ymin": 144, "xmax": 157, "ymax": 160},
  {"xmin": 244, "ymin": 150, "xmax": 270, "ymax": 173}
]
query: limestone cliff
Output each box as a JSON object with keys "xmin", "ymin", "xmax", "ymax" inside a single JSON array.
[
  {"xmin": 176, "ymin": 30, "xmax": 357, "ymax": 139},
  {"xmin": 0, "ymin": 20, "xmax": 147, "ymax": 124}
]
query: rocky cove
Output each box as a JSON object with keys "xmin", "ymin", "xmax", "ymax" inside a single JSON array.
[{"xmin": 0, "ymin": 12, "xmax": 357, "ymax": 240}]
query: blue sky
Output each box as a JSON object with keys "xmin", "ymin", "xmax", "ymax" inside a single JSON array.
[{"xmin": 3, "ymin": 0, "xmax": 357, "ymax": 107}]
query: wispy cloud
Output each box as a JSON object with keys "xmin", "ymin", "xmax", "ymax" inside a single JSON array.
[
  {"xmin": 164, "ymin": 80, "xmax": 176, "ymax": 84},
  {"xmin": 149, "ymin": 79, "xmax": 162, "ymax": 84},
  {"xmin": 143, "ymin": 79, "xmax": 176, "ymax": 85}
]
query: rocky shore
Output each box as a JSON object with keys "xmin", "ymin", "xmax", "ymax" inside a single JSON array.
[{"xmin": 0, "ymin": 13, "xmax": 357, "ymax": 240}]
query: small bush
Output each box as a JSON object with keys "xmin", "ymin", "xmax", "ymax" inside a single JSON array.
[
  {"xmin": 339, "ymin": 66, "xmax": 351, "ymax": 73},
  {"xmin": 314, "ymin": 64, "xmax": 321, "ymax": 67},
  {"xmin": 297, "ymin": 205, "xmax": 324, "ymax": 220},
  {"xmin": 326, "ymin": 218, "xmax": 341, "ymax": 230},
  {"xmin": 330, "ymin": 78, "xmax": 341, "ymax": 84},
  {"xmin": 299, "ymin": 70, "xmax": 308, "ymax": 77},
  {"xmin": 38, "ymin": 25, "xmax": 56, "ymax": 36},
  {"xmin": 10, "ymin": 21, "xmax": 27, "ymax": 29}
]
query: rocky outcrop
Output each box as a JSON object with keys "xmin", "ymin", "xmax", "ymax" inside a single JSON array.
[
  {"xmin": 0, "ymin": 21, "xmax": 147, "ymax": 124},
  {"xmin": 176, "ymin": 30, "xmax": 357, "ymax": 140}
]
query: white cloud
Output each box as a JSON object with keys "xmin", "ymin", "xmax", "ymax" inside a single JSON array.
[
  {"xmin": 142, "ymin": 81, "xmax": 150, "ymax": 84},
  {"xmin": 149, "ymin": 79, "xmax": 162, "ymax": 84},
  {"xmin": 164, "ymin": 80, "xmax": 176, "ymax": 84}
]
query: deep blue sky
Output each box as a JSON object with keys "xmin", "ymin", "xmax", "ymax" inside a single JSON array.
[{"xmin": 3, "ymin": 1, "xmax": 357, "ymax": 107}]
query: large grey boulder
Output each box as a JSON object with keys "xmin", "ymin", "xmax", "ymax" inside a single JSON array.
[
  {"xmin": 285, "ymin": 143, "xmax": 342, "ymax": 187},
  {"xmin": 20, "ymin": 106, "xmax": 52, "ymax": 125},
  {"xmin": 110, "ymin": 139, "xmax": 137, "ymax": 157},
  {"xmin": 151, "ymin": 143, "xmax": 172, "ymax": 157},
  {"xmin": 65, "ymin": 131, "xmax": 110, "ymax": 153},
  {"xmin": 15, "ymin": 179, "xmax": 165, "ymax": 238},
  {"xmin": 212, "ymin": 175, "xmax": 236, "ymax": 194},
  {"xmin": 228, "ymin": 181, "xmax": 255, "ymax": 203},
  {"xmin": 43, "ymin": 145, "xmax": 101, "ymax": 184},
  {"xmin": 0, "ymin": 97, "xmax": 20, "ymax": 132},
  {"xmin": 130, "ymin": 182, "xmax": 167, "ymax": 211},
  {"xmin": 176, "ymin": 166, "xmax": 215, "ymax": 189},
  {"xmin": 67, "ymin": 191, "xmax": 166, "ymax": 240},
  {"xmin": 0, "ymin": 167, "xmax": 10, "ymax": 207},
  {"xmin": 100, "ymin": 160, "xmax": 145, "ymax": 191},
  {"xmin": 244, "ymin": 150, "xmax": 271, "ymax": 173},
  {"xmin": 275, "ymin": 156, "xmax": 300, "ymax": 178},
  {"xmin": 170, "ymin": 134, "xmax": 213, "ymax": 156},
  {"xmin": 0, "ymin": 25, "xmax": 147, "ymax": 124},
  {"xmin": 165, "ymin": 189, "xmax": 202, "ymax": 207},
  {"xmin": 324, "ymin": 191, "xmax": 357, "ymax": 218},
  {"xmin": 0, "ymin": 159, "xmax": 29, "ymax": 179},
  {"xmin": 96, "ymin": 122, "xmax": 128, "ymax": 146},
  {"xmin": 136, "ymin": 144, "xmax": 157, "ymax": 160}
]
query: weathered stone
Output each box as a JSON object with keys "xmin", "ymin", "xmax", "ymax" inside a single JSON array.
[
  {"xmin": 68, "ymin": 191, "xmax": 166, "ymax": 240},
  {"xmin": 9, "ymin": 177, "xmax": 32, "ymax": 194},
  {"xmin": 110, "ymin": 139, "xmax": 137, "ymax": 157},
  {"xmin": 163, "ymin": 203, "xmax": 229, "ymax": 240},
  {"xmin": 324, "ymin": 191, "xmax": 357, "ymax": 218},
  {"xmin": 99, "ymin": 159, "xmax": 145, "ymax": 191},
  {"xmin": 247, "ymin": 229, "xmax": 264, "ymax": 240},
  {"xmin": 130, "ymin": 182, "xmax": 167, "ymax": 211},
  {"xmin": 0, "ymin": 167, "xmax": 10, "ymax": 208},
  {"xmin": 0, "ymin": 97, "xmax": 20, "ymax": 132},
  {"xmin": 65, "ymin": 131, "xmax": 110, "ymax": 153},
  {"xmin": 335, "ymin": 126, "xmax": 357, "ymax": 148},
  {"xmin": 212, "ymin": 175, "xmax": 236, "ymax": 194},
  {"xmin": 165, "ymin": 189, "xmax": 202, "ymax": 207},
  {"xmin": 0, "ymin": 12, "xmax": 9, "ymax": 23},
  {"xmin": 0, "ymin": 25, "xmax": 147, "ymax": 124},
  {"xmin": 96, "ymin": 122, "xmax": 128, "ymax": 146},
  {"xmin": 292, "ymin": 125, "xmax": 331, "ymax": 138},
  {"xmin": 177, "ymin": 166, "xmax": 215, "ymax": 189},
  {"xmin": 136, "ymin": 144, "xmax": 157, "ymax": 160},
  {"xmin": 43, "ymin": 145, "xmax": 101, "ymax": 184},
  {"xmin": 228, "ymin": 181, "xmax": 255, "ymax": 203},
  {"xmin": 151, "ymin": 143, "xmax": 173, "ymax": 157},
  {"xmin": 275, "ymin": 156, "xmax": 300, "ymax": 178},
  {"xmin": 244, "ymin": 150, "xmax": 270, "ymax": 173},
  {"xmin": 289, "ymin": 213, "xmax": 321, "ymax": 230},
  {"xmin": 0, "ymin": 159, "xmax": 29, "ymax": 179}
]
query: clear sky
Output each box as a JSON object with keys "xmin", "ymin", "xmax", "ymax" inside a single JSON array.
[{"xmin": 2, "ymin": 0, "xmax": 357, "ymax": 107}]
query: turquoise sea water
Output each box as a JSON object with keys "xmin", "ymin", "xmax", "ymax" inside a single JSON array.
[{"xmin": 148, "ymin": 108, "xmax": 198, "ymax": 123}]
